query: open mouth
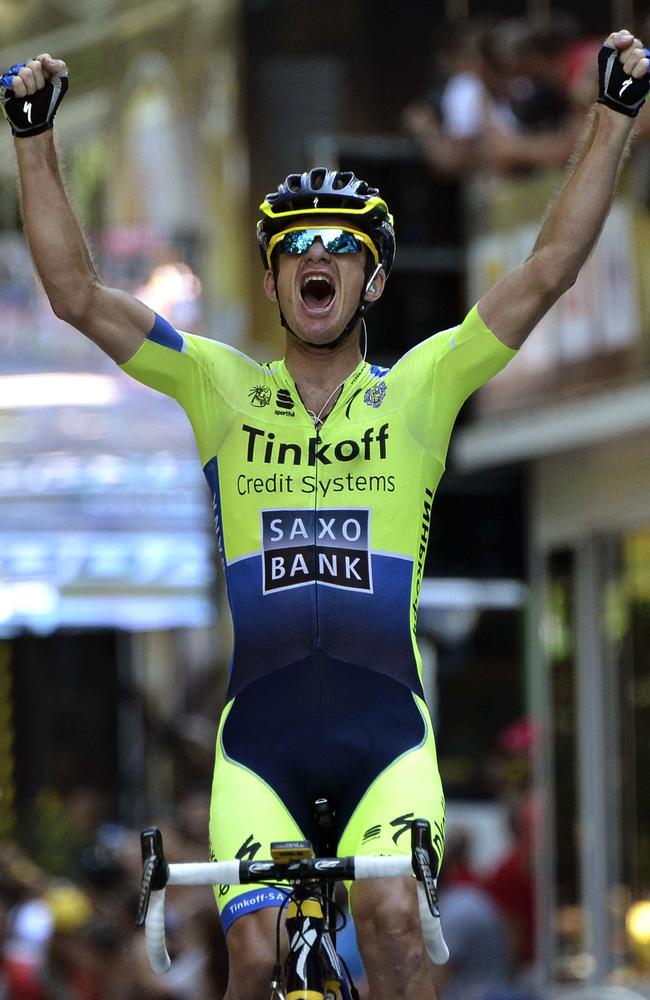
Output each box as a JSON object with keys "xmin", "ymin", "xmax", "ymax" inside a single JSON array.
[{"xmin": 300, "ymin": 274, "xmax": 336, "ymax": 312}]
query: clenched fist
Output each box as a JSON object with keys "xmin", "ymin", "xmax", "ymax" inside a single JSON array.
[{"xmin": 0, "ymin": 54, "xmax": 69, "ymax": 137}]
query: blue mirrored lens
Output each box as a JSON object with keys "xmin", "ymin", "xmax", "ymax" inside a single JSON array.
[{"xmin": 276, "ymin": 229, "xmax": 364, "ymax": 255}]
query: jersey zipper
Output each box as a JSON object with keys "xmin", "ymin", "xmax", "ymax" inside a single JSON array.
[
  {"xmin": 279, "ymin": 361, "xmax": 368, "ymax": 652},
  {"xmin": 312, "ymin": 427, "xmax": 322, "ymax": 650}
]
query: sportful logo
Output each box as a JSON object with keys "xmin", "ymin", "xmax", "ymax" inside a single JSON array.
[
  {"xmin": 276, "ymin": 388, "xmax": 294, "ymax": 412},
  {"xmin": 261, "ymin": 508, "xmax": 372, "ymax": 593}
]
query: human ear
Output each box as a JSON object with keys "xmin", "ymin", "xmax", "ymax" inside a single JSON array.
[{"xmin": 263, "ymin": 269, "xmax": 277, "ymax": 302}]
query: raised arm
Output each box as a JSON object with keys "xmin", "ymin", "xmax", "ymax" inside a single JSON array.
[
  {"xmin": 478, "ymin": 30, "xmax": 649, "ymax": 350},
  {"xmin": 3, "ymin": 55, "xmax": 153, "ymax": 363}
]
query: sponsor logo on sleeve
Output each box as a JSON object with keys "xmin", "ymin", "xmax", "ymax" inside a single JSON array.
[{"xmin": 363, "ymin": 381, "xmax": 387, "ymax": 408}]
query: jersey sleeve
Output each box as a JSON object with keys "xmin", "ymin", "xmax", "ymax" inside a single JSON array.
[
  {"xmin": 397, "ymin": 304, "xmax": 517, "ymax": 463},
  {"xmin": 118, "ymin": 313, "xmax": 229, "ymax": 465}
]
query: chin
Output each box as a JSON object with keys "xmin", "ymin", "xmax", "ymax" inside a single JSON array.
[
  {"xmin": 292, "ymin": 317, "xmax": 340, "ymax": 345},
  {"xmin": 297, "ymin": 333, "xmax": 338, "ymax": 350}
]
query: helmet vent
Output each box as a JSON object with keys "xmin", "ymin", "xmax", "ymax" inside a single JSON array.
[
  {"xmin": 310, "ymin": 168, "xmax": 327, "ymax": 190},
  {"xmin": 286, "ymin": 174, "xmax": 302, "ymax": 193},
  {"xmin": 333, "ymin": 171, "xmax": 353, "ymax": 190}
]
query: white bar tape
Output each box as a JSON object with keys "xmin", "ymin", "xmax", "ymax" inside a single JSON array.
[
  {"xmin": 417, "ymin": 883, "xmax": 449, "ymax": 965},
  {"xmin": 145, "ymin": 889, "xmax": 171, "ymax": 974},
  {"xmin": 353, "ymin": 856, "xmax": 412, "ymax": 879},
  {"xmin": 167, "ymin": 861, "xmax": 241, "ymax": 886}
]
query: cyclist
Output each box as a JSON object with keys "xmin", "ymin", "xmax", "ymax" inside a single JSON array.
[{"xmin": 2, "ymin": 30, "xmax": 648, "ymax": 1000}]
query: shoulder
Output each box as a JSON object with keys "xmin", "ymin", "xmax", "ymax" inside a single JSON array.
[
  {"xmin": 185, "ymin": 334, "xmax": 267, "ymax": 375},
  {"xmin": 127, "ymin": 320, "xmax": 266, "ymax": 378},
  {"xmin": 387, "ymin": 323, "xmax": 459, "ymax": 379},
  {"xmin": 119, "ymin": 313, "xmax": 269, "ymax": 404},
  {"xmin": 392, "ymin": 306, "xmax": 513, "ymax": 369}
]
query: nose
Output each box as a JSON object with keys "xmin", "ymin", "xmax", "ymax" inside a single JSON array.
[{"xmin": 305, "ymin": 237, "xmax": 330, "ymax": 262}]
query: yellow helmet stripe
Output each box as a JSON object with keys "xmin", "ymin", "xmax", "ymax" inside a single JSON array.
[{"xmin": 259, "ymin": 195, "xmax": 393, "ymax": 226}]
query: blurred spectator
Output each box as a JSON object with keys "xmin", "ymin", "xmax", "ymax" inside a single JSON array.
[
  {"xmin": 434, "ymin": 827, "xmax": 513, "ymax": 1000},
  {"xmin": 402, "ymin": 16, "xmax": 589, "ymax": 179},
  {"xmin": 439, "ymin": 825, "xmax": 482, "ymax": 890},
  {"xmin": 1, "ymin": 844, "xmax": 50, "ymax": 973},
  {"xmin": 6, "ymin": 883, "xmax": 98, "ymax": 1000},
  {"xmin": 1, "ymin": 797, "xmax": 228, "ymax": 1000},
  {"xmin": 483, "ymin": 795, "xmax": 536, "ymax": 980},
  {"xmin": 163, "ymin": 905, "xmax": 228, "ymax": 1000},
  {"xmin": 563, "ymin": 36, "xmax": 601, "ymax": 111},
  {"xmin": 401, "ymin": 20, "xmax": 514, "ymax": 178},
  {"xmin": 506, "ymin": 16, "xmax": 576, "ymax": 130}
]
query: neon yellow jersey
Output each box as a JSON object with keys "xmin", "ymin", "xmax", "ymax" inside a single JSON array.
[{"xmin": 121, "ymin": 306, "xmax": 515, "ymax": 699}]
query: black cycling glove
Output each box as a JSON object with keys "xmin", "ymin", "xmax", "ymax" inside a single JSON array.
[
  {"xmin": 0, "ymin": 62, "xmax": 69, "ymax": 137},
  {"xmin": 597, "ymin": 41, "xmax": 650, "ymax": 117}
]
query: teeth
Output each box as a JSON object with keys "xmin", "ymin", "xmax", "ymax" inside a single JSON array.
[{"xmin": 304, "ymin": 276, "xmax": 330, "ymax": 286}]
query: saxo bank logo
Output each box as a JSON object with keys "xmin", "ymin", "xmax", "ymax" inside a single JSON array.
[{"xmin": 261, "ymin": 508, "xmax": 372, "ymax": 594}]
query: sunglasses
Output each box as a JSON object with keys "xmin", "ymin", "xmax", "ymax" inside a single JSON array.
[{"xmin": 267, "ymin": 226, "xmax": 379, "ymax": 268}]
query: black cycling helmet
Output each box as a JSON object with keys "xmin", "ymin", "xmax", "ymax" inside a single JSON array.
[{"xmin": 257, "ymin": 167, "xmax": 396, "ymax": 276}]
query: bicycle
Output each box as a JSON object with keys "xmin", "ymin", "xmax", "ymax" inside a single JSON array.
[{"xmin": 136, "ymin": 798, "xmax": 449, "ymax": 1000}]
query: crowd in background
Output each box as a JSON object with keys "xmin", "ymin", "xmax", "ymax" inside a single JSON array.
[
  {"xmin": 0, "ymin": 785, "xmax": 536, "ymax": 1000},
  {"xmin": 403, "ymin": 13, "xmax": 650, "ymax": 178},
  {"xmin": 0, "ymin": 788, "xmax": 229, "ymax": 1000}
]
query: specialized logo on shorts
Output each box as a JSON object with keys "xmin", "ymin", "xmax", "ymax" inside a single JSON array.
[
  {"xmin": 236, "ymin": 834, "xmax": 262, "ymax": 860},
  {"xmin": 390, "ymin": 812, "xmax": 415, "ymax": 845},
  {"xmin": 249, "ymin": 385, "xmax": 271, "ymax": 407},
  {"xmin": 364, "ymin": 381, "xmax": 387, "ymax": 408},
  {"xmin": 362, "ymin": 824, "xmax": 382, "ymax": 844},
  {"xmin": 219, "ymin": 833, "xmax": 262, "ymax": 897},
  {"xmin": 261, "ymin": 508, "xmax": 372, "ymax": 593}
]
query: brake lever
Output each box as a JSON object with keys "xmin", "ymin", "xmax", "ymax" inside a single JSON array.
[
  {"xmin": 410, "ymin": 819, "xmax": 440, "ymax": 918},
  {"xmin": 411, "ymin": 819, "xmax": 449, "ymax": 964},
  {"xmin": 136, "ymin": 827, "xmax": 170, "ymax": 927}
]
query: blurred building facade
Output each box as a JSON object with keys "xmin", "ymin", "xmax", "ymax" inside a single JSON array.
[
  {"xmin": 456, "ymin": 163, "xmax": 650, "ymax": 993},
  {"xmin": 0, "ymin": 0, "xmax": 249, "ymax": 839}
]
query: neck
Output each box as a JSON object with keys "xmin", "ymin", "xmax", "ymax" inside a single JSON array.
[{"xmin": 284, "ymin": 323, "xmax": 364, "ymax": 425}]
